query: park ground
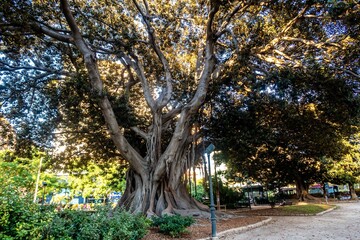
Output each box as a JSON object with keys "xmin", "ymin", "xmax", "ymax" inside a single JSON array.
[{"xmin": 143, "ymin": 200, "xmax": 359, "ymax": 240}]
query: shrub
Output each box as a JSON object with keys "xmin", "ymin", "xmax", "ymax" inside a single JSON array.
[
  {"xmin": 0, "ymin": 154, "xmax": 150, "ymax": 240},
  {"xmin": 0, "ymin": 192, "xmax": 56, "ymax": 240},
  {"xmin": 0, "ymin": 198, "xmax": 150, "ymax": 240},
  {"xmin": 101, "ymin": 209, "xmax": 151, "ymax": 240},
  {"xmin": 42, "ymin": 209, "xmax": 95, "ymax": 239},
  {"xmin": 191, "ymin": 184, "xmax": 207, "ymax": 203},
  {"xmin": 0, "ymin": 161, "xmax": 56, "ymax": 240},
  {"xmin": 151, "ymin": 214, "xmax": 195, "ymax": 238},
  {"xmin": 43, "ymin": 206, "xmax": 150, "ymax": 240}
]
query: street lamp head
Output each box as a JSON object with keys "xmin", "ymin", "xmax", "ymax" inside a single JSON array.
[
  {"xmin": 42, "ymin": 182, "xmax": 47, "ymax": 187},
  {"xmin": 205, "ymin": 143, "xmax": 215, "ymax": 154}
]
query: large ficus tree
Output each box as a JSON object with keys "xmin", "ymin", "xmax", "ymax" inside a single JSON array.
[{"xmin": 1, "ymin": 0, "xmax": 359, "ymax": 215}]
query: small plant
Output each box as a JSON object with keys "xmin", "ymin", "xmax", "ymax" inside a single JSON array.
[{"xmin": 151, "ymin": 214, "xmax": 195, "ymax": 238}]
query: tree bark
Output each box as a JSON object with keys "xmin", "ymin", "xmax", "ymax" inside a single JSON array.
[
  {"xmin": 348, "ymin": 182, "xmax": 358, "ymax": 200},
  {"xmin": 116, "ymin": 165, "xmax": 209, "ymax": 217},
  {"xmin": 295, "ymin": 176, "xmax": 309, "ymax": 201}
]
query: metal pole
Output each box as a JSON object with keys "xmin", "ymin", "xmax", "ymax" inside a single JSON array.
[
  {"xmin": 42, "ymin": 185, "xmax": 45, "ymax": 206},
  {"xmin": 207, "ymin": 152, "xmax": 217, "ymax": 239},
  {"xmin": 33, "ymin": 157, "xmax": 43, "ymax": 203},
  {"xmin": 214, "ymin": 162, "xmax": 220, "ymax": 211},
  {"xmin": 247, "ymin": 182, "xmax": 251, "ymax": 210},
  {"xmin": 42, "ymin": 182, "xmax": 47, "ymax": 206}
]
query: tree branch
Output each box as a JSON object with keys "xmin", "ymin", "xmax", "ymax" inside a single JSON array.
[
  {"xmin": 162, "ymin": 107, "xmax": 182, "ymax": 124},
  {"xmin": 0, "ymin": 61, "xmax": 72, "ymax": 77},
  {"xmin": 130, "ymin": 126, "xmax": 148, "ymax": 139},
  {"xmin": 281, "ymin": 36, "xmax": 342, "ymax": 49},
  {"xmin": 59, "ymin": 0, "xmax": 147, "ymax": 174},
  {"xmin": 30, "ymin": 23, "xmax": 74, "ymax": 43},
  {"xmin": 153, "ymin": 3, "xmax": 221, "ymax": 181},
  {"xmin": 215, "ymin": 2, "xmax": 250, "ymax": 38},
  {"xmin": 120, "ymin": 52, "xmax": 157, "ymax": 111},
  {"xmin": 132, "ymin": 0, "xmax": 173, "ymax": 110},
  {"xmin": 259, "ymin": 5, "xmax": 309, "ymax": 54},
  {"xmin": 334, "ymin": 68, "xmax": 360, "ymax": 79}
]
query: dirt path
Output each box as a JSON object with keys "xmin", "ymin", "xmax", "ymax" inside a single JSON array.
[{"xmin": 223, "ymin": 202, "xmax": 360, "ymax": 240}]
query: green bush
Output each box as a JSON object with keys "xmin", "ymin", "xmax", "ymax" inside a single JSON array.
[
  {"xmin": 0, "ymin": 160, "xmax": 56, "ymax": 240},
  {"xmin": 101, "ymin": 209, "xmax": 151, "ymax": 240},
  {"xmin": 151, "ymin": 214, "xmax": 195, "ymax": 238},
  {"xmin": 43, "ymin": 206, "xmax": 150, "ymax": 240},
  {"xmin": 191, "ymin": 184, "xmax": 207, "ymax": 202},
  {"xmin": 0, "ymin": 192, "xmax": 56, "ymax": 240},
  {"xmin": 1, "ymin": 155, "xmax": 150, "ymax": 240},
  {"xmin": 0, "ymin": 195, "xmax": 150, "ymax": 240}
]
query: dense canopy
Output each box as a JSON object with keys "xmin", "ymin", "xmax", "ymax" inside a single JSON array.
[{"xmin": 1, "ymin": 0, "xmax": 359, "ymax": 212}]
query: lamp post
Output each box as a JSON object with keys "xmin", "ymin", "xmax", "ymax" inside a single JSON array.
[
  {"xmin": 247, "ymin": 181, "xmax": 252, "ymax": 210},
  {"xmin": 42, "ymin": 182, "xmax": 47, "ymax": 206},
  {"xmin": 205, "ymin": 143, "xmax": 217, "ymax": 240},
  {"xmin": 33, "ymin": 157, "xmax": 43, "ymax": 203}
]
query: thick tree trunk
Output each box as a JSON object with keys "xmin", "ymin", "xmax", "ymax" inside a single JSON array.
[
  {"xmin": 113, "ymin": 116, "xmax": 209, "ymax": 216},
  {"xmin": 116, "ymin": 167, "xmax": 209, "ymax": 217},
  {"xmin": 295, "ymin": 177, "xmax": 309, "ymax": 201},
  {"xmin": 348, "ymin": 182, "xmax": 358, "ymax": 200}
]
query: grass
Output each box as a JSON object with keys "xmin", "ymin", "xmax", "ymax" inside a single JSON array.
[{"xmin": 280, "ymin": 204, "xmax": 334, "ymax": 215}]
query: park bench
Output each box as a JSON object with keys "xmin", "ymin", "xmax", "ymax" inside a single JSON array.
[
  {"xmin": 234, "ymin": 200, "xmax": 251, "ymax": 208},
  {"xmin": 279, "ymin": 200, "xmax": 293, "ymax": 206}
]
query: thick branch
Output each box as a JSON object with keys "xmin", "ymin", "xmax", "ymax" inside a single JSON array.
[
  {"xmin": 130, "ymin": 126, "xmax": 148, "ymax": 140},
  {"xmin": 133, "ymin": 0, "xmax": 173, "ymax": 110},
  {"xmin": 31, "ymin": 23, "xmax": 74, "ymax": 43},
  {"xmin": 59, "ymin": 0, "xmax": 146, "ymax": 174},
  {"xmin": 153, "ymin": 3, "xmax": 220, "ymax": 181},
  {"xmin": 118, "ymin": 51, "xmax": 157, "ymax": 112},
  {"xmin": 334, "ymin": 68, "xmax": 360, "ymax": 79},
  {"xmin": 281, "ymin": 37, "xmax": 342, "ymax": 49},
  {"xmin": 162, "ymin": 107, "xmax": 182, "ymax": 124}
]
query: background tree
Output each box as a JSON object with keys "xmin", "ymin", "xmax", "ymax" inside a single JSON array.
[
  {"xmin": 1, "ymin": 0, "xmax": 359, "ymax": 214},
  {"xmin": 207, "ymin": 66, "xmax": 360, "ymax": 200},
  {"xmin": 65, "ymin": 160, "xmax": 127, "ymax": 200},
  {"xmin": 327, "ymin": 134, "xmax": 360, "ymax": 200},
  {"xmin": 0, "ymin": 116, "xmax": 15, "ymax": 150}
]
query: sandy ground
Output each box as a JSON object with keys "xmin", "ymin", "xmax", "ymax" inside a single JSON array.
[{"xmin": 223, "ymin": 202, "xmax": 360, "ymax": 240}]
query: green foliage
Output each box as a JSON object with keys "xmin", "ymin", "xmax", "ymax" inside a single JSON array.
[
  {"xmin": 100, "ymin": 209, "xmax": 151, "ymax": 240},
  {"xmin": 0, "ymin": 200, "xmax": 150, "ymax": 240},
  {"xmin": 0, "ymin": 198, "xmax": 55, "ymax": 240},
  {"xmin": 0, "ymin": 151, "xmax": 148, "ymax": 240},
  {"xmin": 214, "ymin": 179, "xmax": 242, "ymax": 206},
  {"xmin": 0, "ymin": 161, "xmax": 56, "ymax": 240},
  {"xmin": 62, "ymin": 161, "xmax": 127, "ymax": 200},
  {"xmin": 151, "ymin": 214, "xmax": 195, "ymax": 238},
  {"xmin": 0, "ymin": 149, "xmax": 71, "ymax": 204},
  {"xmin": 191, "ymin": 183, "xmax": 206, "ymax": 202},
  {"xmin": 0, "ymin": 152, "xmax": 53, "ymax": 239},
  {"xmin": 207, "ymin": 67, "xmax": 360, "ymax": 188},
  {"xmin": 44, "ymin": 206, "xmax": 150, "ymax": 240},
  {"xmin": 327, "ymin": 133, "xmax": 360, "ymax": 185}
]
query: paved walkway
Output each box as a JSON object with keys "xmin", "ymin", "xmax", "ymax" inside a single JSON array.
[{"xmin": 223, "ymin": 202, "xmax": 360, "ymax": 240}]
